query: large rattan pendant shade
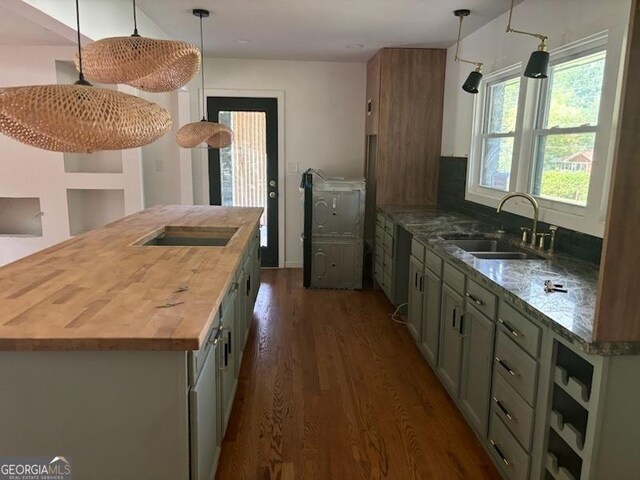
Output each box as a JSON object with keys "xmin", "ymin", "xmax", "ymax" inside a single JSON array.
[
  {"xmin": 176, "ymin": 9, "xmax": 233, "ymax": 150},
  {"xmin": 176, "ymin": 120, "xmax": 233, "ymax": 149},
  {"xmin": 0, "ymin": 0, "xmax": 172, "ymax": 153},
  {"xmin": 0, "ymin": 85, "xmax": 172, "ymax": 153},
  {"xmin": 77, "ymin": 37, "xmax": 200, "ymax": 93}
]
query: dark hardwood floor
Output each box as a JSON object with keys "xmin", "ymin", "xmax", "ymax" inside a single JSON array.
[{"xmin": 216, "ymin": 269, "xmax": 500, "ymax": 480}]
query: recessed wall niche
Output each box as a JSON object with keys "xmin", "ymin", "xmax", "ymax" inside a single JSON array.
[
  {"xmin": 66, "ymin": 189, "xmax": 125, "ymax": 236},
  {"xmin": 0, "ymin": 197, "xmax": 43, "ymax": 236},
  {"xmin": 56, "ymin": 61, "xmax": 123, "ymax": 174}
]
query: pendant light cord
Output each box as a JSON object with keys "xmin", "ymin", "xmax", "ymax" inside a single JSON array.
[
  {"xmin": 74, "ymin": 0, "xmax": 91, "ymax": 85},
  {"xmin": 199, "ymin": 13, "xmax": 207, "ymax": 121},
  {"xmin": 132, "ymin": 0, "xmax": 140, "ymax": 37}
]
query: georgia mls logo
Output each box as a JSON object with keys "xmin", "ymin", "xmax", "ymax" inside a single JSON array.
[{"xmin": 0, "ymin": 456, "xmax": 72, "ymax": 479}]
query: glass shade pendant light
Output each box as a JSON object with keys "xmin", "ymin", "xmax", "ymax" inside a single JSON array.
[
  {"xmin": 0, "ymin": 0, "xmax": 172, "ymax": 153},
  {"xmin": 76, "ymin": 0, "xmax": 200, "ymax": 93},
  {"xmin": 176, "ymin": 9, "xmax": 233, "ymax": 149},
  {"xmin": 506, "ymin": 0, "xmax": 549, "ymax": 79},
  {"xmin": 453, "ymin": 10, "xmax": 484, "ymax": 94}
]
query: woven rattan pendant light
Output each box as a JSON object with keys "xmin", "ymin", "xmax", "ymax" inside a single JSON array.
[
  {"xmin": 176, "ymin": 9, "xmax": 233, "ymax": 149},
  {"xmin": 0, "ymin": 0, "xmax": 171, "ymax": 153},
  {"xmin": 76, "ymin": 0, "xmax": 200, "ymax": 93}
]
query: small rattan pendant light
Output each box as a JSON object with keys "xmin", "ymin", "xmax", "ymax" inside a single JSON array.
[
  {"xmin": 176, "ymin": 9, "xmax": 233, "ymax": 149},
  {"xmin": 0, "ymin": 0, "xmax": 172, "ymax": 153},
  {"xmin": 76, "ymin": 0, "xmax": 200, "ymax": 93}
]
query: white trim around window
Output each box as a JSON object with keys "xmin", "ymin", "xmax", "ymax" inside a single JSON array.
[{"xmin": 465, "ymin": 29, "xmax": 627, "ymax": 238}]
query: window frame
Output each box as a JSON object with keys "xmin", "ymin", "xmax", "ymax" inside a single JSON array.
[{"xmin": 465, "ymin": 31, "xmax": 625, "ymax": 238}]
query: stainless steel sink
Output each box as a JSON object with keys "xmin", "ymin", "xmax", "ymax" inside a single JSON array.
[
  {"xmin": 471, "ymin": 252, "xmax": 541, "ymax": 260},
  {"xmin": 445, "ymin": 237, "xmax": 544, "ymax": 260},
  {"xmin": 448, "ymin": 239, "xmax": 522, "ymax": 253}
]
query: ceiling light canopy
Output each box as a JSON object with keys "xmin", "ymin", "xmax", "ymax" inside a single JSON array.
[
  {"xmin": 76, "ymin": 0, "xmax": 200, "ymax": 92},
  {"xmin": 453, "ymin": 9, "xmax": 484, "ymax": 94},
  {"xmin": 176, "ymin": 9, "xmax": 233, "ymax": 150},
  {"xmin": 506, "ymin": 0, "xmax": 549, "ymax": 79},
  {"xmin": 0, "ymin": 0, "xmax": 171, "ymax": 153}
]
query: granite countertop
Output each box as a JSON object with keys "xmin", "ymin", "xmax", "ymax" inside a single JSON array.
[
  {"xmin": 0, "ymin": 205, "xmax": 262, "ymax": 351},
  {"xmin": 379, "ymin": 206, "xmax": 633, "ymax": 356}
]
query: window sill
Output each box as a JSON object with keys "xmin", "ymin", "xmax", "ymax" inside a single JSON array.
[{"xmin": 465, "ymin": 188, "xmax": 605, "ymax": 238}]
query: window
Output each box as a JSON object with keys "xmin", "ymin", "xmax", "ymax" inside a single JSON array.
[
  {"xmin": 479, "ymin": 76, "xmax": 521, "ymax": 191},
  {"xmin": 531, "ymin": 51, "xmax": 606, "ymax": 205},
  {"xmin": 467, "ymin": 32, "xmax": 623, "ymax": 237}
]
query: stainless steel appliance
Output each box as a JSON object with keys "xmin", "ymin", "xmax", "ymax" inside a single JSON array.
[{"xmin": 301, "ymin": 169, "xmax": 365, "ymax": 289}]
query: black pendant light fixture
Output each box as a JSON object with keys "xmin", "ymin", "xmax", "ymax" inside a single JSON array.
[
  {"xmin": 453, "ymin": 10, "xmax": 484, "ymax": 94},
  {"xmin": 506, "ymin": 0, "xmax": 549, "ymax": 79}
]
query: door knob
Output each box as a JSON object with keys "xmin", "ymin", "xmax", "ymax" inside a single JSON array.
[{"xmin": 269, "ymin": 192, "xmax": 277, "ymax": 198}]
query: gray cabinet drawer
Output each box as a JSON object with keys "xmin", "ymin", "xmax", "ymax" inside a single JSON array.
[
  {"xmin": 383, "ymin": 232, "xmax": 394, "ymax": 252},
  {"xmin": 494, "ymin": 332, "xmax": 539, "ymax": 406},
  {"xmin": 492, "ymin": 372, "xmax": 535, "ymax": 451},
  {"xmin": 425, "ymin": 249, "xmax": 442, "ymax": 277},
  {"xmin": 488, "ymin": 412, "xmax": 530, "ymax": 480},
  {"xmin": 466, "ymin": 279, "xmax": 497, "ymax": 320},
  {"xmin": 443, "ymin": 262, "xmax": 465, "ymax": 294},
  {"xmin": 188, "ymin": 313, "xmax": 220, "ymax": 385},
  {"xmin": 498, "ymin": 303, "xmax": 541, "ymax": 358},
  {"xmin": 384, "ymin": 220, "xmax": 395, "ymax": 235},
  {"xmin": 411, "ymin": 239, "xmax": 425, "ymax": 264}
]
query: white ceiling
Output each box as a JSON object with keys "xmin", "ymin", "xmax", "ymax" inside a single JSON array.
[
  {"xmin": 136, "ymin": 0, "xmax": 521, "ymax": 62},
  {"xmin": 0, "ymin": 4, "xmax": 74, "ymax": 46}
]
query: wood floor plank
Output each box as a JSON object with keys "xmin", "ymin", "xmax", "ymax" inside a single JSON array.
[{"xmin": 216, "ymin": 269, "xmax": 500, "ymax": 480}]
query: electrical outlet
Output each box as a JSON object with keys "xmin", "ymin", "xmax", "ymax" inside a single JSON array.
[{"xmin": 287, "ymin": 162, "xmax": 299, "ymax": 174}]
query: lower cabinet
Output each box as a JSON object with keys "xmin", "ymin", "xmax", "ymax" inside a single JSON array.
[
  {"xmin": 420, "ymin": 268, "xmax": 441, "ymax": 367},
  {"xmin": 220, "ymin": 290, "xmax": 236, "ymax": 433},
  {"xmin": 189, "ymin": 336, "xmax": 220, "ymax": 480},
  {"xmin": 438, "ymin": 283, "xmax": 465, "ymax": 397},
  {"xmin": 407, "ymin": 256, "xmax": 424, "ymax": 342},
  {"xmin": 460, "ymin": 303, "xmax": 496, "ymax": 436}
]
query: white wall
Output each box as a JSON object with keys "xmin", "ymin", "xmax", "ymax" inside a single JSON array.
[
  {"xmin": 441, "ymin": 0, "xmax": 632, "ymax": 157},
  {"xmin": 0, "ymin": 46, "xmax": 145, "ymax": 266},
  {"xmin": 190, "ymin": 58, "xmax": 366, "ymax": 267}
]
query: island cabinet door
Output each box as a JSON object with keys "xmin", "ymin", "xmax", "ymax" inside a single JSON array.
[
  {"xmin": 420, "ymin": 268, "xmax": 442, "ymax": 368},
  {"xmin": 220, "ymin": 296, "xmax": 237, "ymax": 434},
  {"xmin": 438, "ymin": 284, "xmax": 464, "ymax": 397},
  {"xmin": 459, "ymin": 304, "xmax": 496, "ymax": 437},
  {"xmin": 234, "ymin": 267, "xmax": 247, "ymax": 378},
  {"xmin": 190, "ymin": 344, "xmax": 219, "ymax": 480},
  {"xmin": 407, "ymin": 256, "xmax": 424, "ymax": 343}
]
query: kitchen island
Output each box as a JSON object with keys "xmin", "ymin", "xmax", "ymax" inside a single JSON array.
[{"xmin": 0, "ymin": 205, "xmax": 262, "ymax": 480}]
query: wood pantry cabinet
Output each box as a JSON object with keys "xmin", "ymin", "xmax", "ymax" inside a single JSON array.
[{"xmin": 364, "ymin": 48, "xmax": 446, "ymax": 208}]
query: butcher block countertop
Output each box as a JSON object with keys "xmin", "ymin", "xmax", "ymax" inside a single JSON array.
[{"xmin": 0, "ymin": 205, "xmax": 262, "ymax": 351}]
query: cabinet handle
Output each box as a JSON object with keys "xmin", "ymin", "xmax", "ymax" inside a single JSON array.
[
  {"xmin": 367, "ymin": 99, "xmax": 372, "ymax": 115},
  {"xmin": 498, "ymin": 318, "xmax": 523, "ymax": 338},
  {"xmin": 419, "ymin": 275, "xmax": 424, "ymax": 292},
  {"xmin": 459, "ymin": 314, "xmax": 465, "ymax": 335},
  {"xmin": 489, "ymin": 439, "xmax": 510, "ymax": 467},
  {"xmin": 414, "ymin": 272, "xmax": 418, "ymax": 288},
  {"xmin": 466, "ymin": 293, "xmax": 485, "ymax": 306},
  {"xmin": 495, "ymin": 356, "xmax": 517, "ymax": 377},
  {"xmin": 493, "ymin": 396, "xmax": 514, "ymax": 421},
  {"xmin": 247, "ymin": 276, "xmax": 251, "ymax": 296},
  {"xmin": 227, "ymin": 330, "xmax": 232, "ymax": 355},
  {"xmin": 452, "ymin": 307, "xmax": 457, "ymax": 329}
]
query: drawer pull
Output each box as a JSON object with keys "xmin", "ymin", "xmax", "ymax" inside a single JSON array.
[
  {"xmin": 498, "ymin": 318, "xmax": 523, "ymax": 338},
  {"xmin": 493, "ymin": 396, "xmax": 514, "ymax": 421},
  {"xmin": 489, "ymin": 439, "xmax": 511, "ymax": 467},
  {"xmin": 495, "ymin": 356, "xmax": 517, "ymax": 377},
  {"xmin": 466, "ymin": 293, "xmax": 485, "ymax": 306}
]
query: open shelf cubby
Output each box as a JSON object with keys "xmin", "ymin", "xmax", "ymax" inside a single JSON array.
[
  {"xmin": 555, "ymin": 343, "xmax": 594, "ymax": 402},
  {"xmin": 66, "ymin": 189, "xmax": 124, "ymax": 236},
  {"xmin": 0, "ymin": 197, "xmax": 43, "ymax": 236},
  {"xmin": 548, "ymin": 429, "xmax": 583, "ymax": 480},
  {"xmin": 56, "ymin": 61, "xmax": 123, "ymax": 174}
]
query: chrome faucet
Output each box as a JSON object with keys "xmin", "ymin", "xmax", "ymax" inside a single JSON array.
[{"xmin": 496, "ymin": 192, "xmax": 539, "ymax": 247}]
